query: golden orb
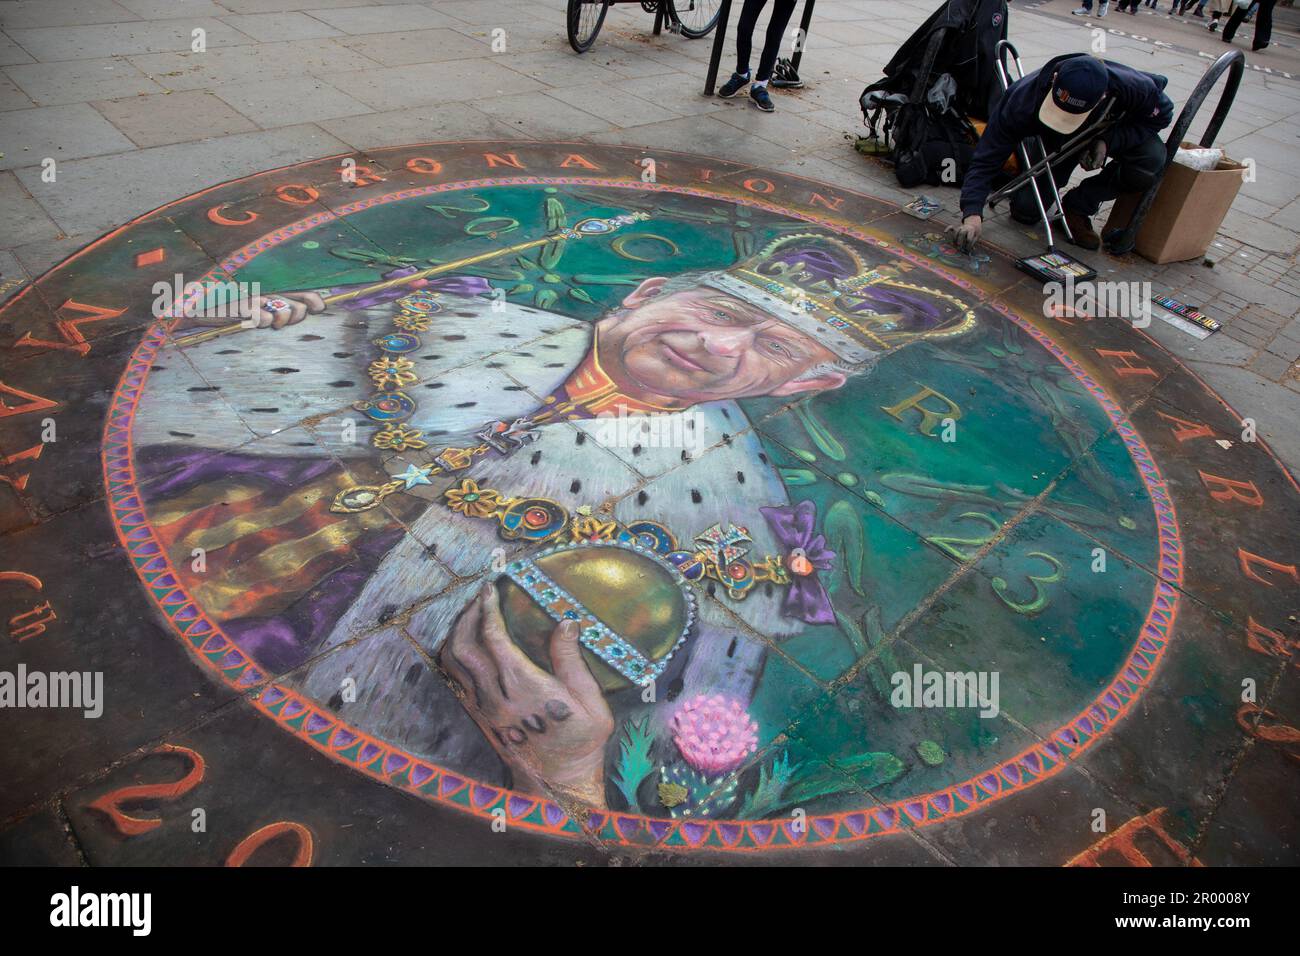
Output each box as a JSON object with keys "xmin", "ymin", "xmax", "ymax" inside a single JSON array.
[{"xmin": 495, "ymin": 540, "xmax": 695, "ymax": 691}]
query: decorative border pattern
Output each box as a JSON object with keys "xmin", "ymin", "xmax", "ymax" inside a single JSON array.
[{"xmin": 103, "ymin": 172, "xmax": 1183, "ymax": 852}]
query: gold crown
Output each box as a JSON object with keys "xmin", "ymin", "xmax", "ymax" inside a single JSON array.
[{"xmin": 702, "ymin": 233, "xmax": 977, "ymax": 363}]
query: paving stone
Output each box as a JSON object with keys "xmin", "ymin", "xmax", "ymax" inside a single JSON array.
[
  {"xmin": 1195, "ymin": 661, "xmax": 1300, "ymax": 865},
  {"xmin": 0, "ymin": 503, "xmax": 242, "ymax": 819},
  {"xmin": 211, "ymin": 74, "xmax": 373, "ymax": 127},
  {"xmin": 1249, "ymin": 350, "xmax": 1296, "ymax": 383},
  {"xmin": 0, "ymin": 0, "xmax": 139, "ymax": 31},
  {"xmin": 1142, "ymin": 313, "xmax": 1259, "ymax": 368},
  {"xmin": 0, "ymin": 806, "xmax": 83, "ymax": 866},
  {"xmin": 1219, "ymin": 209, "xmax": 1300, "ymax": 257},
  {"xmin": 13, "ymin": 123, "xmax": 350, "ymax": 235},
  {"xmin": 430, "ymin": 0, "xmax": 538, "ymax": 27},
  {"xmin": 0, "ymin": 30, "xmax": 36, "ymax": 66},
  {"xmin": 1231, "ymin": 317, "xmax": 1281, "ymax": 340},
  {"xmin": 217, "ymin": 0, "xmax": 380, "ymax": 11},
  {"xmin": 7, "ymin": 231, "xmax": 95, "ymax": 276},
  {"xmin": 713, "ymin": 101, "xmax": 850, "ymax": 152},
  {"xmin": 218, "ymin": 11, "xmax": 345, "ymax": 42},
  {"xmin": 1227, "ymin": 131, "xmax": 1300, "ymax": 175},
  {"xmin": 1222, "ymin": 324, "xmax": 1268, "ymax": 346},
  {"xmin": 450, "ymin": 19, "xmax": 561, "ymax": 56},
  {"xmin": 1269, "ymin": 335, "xmax": 1300, "ymax": 364},
  {"xmin": 545, "ymin": 82, "xmax": 684, "ymax": 127},
  {"xmin": 1235, "ymin": 167, "xmax": 1300, "ymax": 211},
  {"xmin": 116, "ymin": 0, "xmax": 229, "ymax": 16},
  {"xmin": 316, "ymin": 102, "xmax": 519, "ymax": 150},
  {"xmin": 1201, "ymin": 267, "xmax": 1300, "ymax": 316},
  {"xmin": 0, "ymin": 170, "xmax": 63, "ymax": 246},
  {"xmin": 58, "ymin": 701, "xmax": 614, "ymax": 866},
  {"xmin": 1226, "ymin": 192, "xmax": 1279, "ymax": 224},
  {"xmin": 92, "ymin": 89, "xmax": 260, "ymax": 147},
  {"xmin": 304, "ymin": 3, "xmax": 461, "ymax": 35},
  {"xmin": 335, "ymin": 27, "xmax": 488, "ymax": 66},
  {"xmin": 1184, "ymin": 359, "xmax": 1300, "ymax": 467},
  {"xmin": 0, "ymin": 101, "xmax": 136, "ymax": 171},
  {"xmin": 1270, "ymin": 197, "xmax": 1300, "ymax": 234},
  {"xmin": 129, "ymin": 38, "xmax": 379, "ymax": 91},
  {"xmin": 0, "ymin": 70, "xmax": 33, "ymax": 110},
  {"xmin": 581, "ymin": 48, "xmax": 692, "ymax": 79},
  {"xmin": 0, "ymin": 246, "xmax": 28, "ymax": 278},
  {"xmin": 498, "ymin": 49, "xmax": 642, "ymax": 88},
  {"xmin": 473, "ymin": 90, "xmax": 616, "ymax": 138},
  {"xmin": 325, "ymin": 58, "xmax": 541, "ymax": 111},
  {"xmin": 7, "ymin": 18, "xmax": 254, "ymax": 61},
  {"xmin": 5, "ymin": 55, "xmax": 163, "ymax": 106},
  {"xmin": 588, "ymin": 114, "xmax": 800, "ymax": 166}
]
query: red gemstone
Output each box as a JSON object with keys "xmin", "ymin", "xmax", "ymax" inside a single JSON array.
[
  {"xmin": 727, "ymin": 563, "xmax": 747, "ymax": 580},
  {"xmin": 524, "ymin": 507, "xmax": 549, "ymax": 528}
]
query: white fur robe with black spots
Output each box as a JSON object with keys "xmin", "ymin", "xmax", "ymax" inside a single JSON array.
[{"xmin": 133, "ymin": 293, "xmax": 807, "ymax": 793}]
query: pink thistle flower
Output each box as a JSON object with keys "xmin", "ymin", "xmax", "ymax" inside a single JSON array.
[{"xmin": 670, "ymin": 694, "xmax": 759, "ymax": 775}]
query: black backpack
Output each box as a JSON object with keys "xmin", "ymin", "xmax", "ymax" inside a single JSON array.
[{"xmin": 892, "ymin": 98, "xmax": 979, "ymax": 189}]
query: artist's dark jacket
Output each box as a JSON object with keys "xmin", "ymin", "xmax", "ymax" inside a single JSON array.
[{"xmin": 959, "ymin": 53, "xmax": 1175, "ymax": 218}]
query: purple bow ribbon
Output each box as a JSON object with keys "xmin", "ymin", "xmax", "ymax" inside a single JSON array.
[{"xmin": 759, "ymin": 500, "xmax": 836, "ymax": 625}]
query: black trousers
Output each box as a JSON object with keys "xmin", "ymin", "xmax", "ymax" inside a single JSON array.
[
  {"xmin": 1224, "ymin": 0, "xmax": 1275, "ymax": 47},
  {"xmin": 736, "ymin": 0, "xmax": 799, "ymax": 83},
  {"xmin": 1011, "ymin": 127, "xmax": 1167, "ymax": 223}
]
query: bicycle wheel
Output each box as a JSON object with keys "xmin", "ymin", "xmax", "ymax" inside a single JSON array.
[
  {"xmin": 669, "ymin": 0, "xmax": 721, "ymax": 38},
  {"xmin": 567, "ymin": 0, "xmax": 611, "ymax": 53}
]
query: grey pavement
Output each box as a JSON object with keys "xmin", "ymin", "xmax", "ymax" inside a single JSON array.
[{"xmin": 1, "ymin": 0, "xmax": 1297, "ymax": 467}]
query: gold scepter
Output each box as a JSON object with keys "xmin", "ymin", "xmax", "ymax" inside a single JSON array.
[{"xmin": 171, "ymin": 213, "xmax": 648, "ymax": 348}]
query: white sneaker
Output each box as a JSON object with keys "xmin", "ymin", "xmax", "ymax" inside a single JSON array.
[
  {"xmin": 1071, "ymin": 6, "xmax": 1090, "ymax": 13},
  {"xmin": 1099, "ymin": 1, "xmax": 1109, "ymax": 15}
]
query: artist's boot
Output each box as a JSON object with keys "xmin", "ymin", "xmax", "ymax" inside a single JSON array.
[{"xmin": 1064, "ymin": 209, "xmax": 1102, "ymax": 250}]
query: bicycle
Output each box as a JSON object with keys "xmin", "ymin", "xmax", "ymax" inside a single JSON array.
[{"xmin": 567, "ymin": 0, "xmax": 721, "ymax": 54}]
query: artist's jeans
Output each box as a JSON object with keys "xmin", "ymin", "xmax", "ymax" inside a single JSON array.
[
  {"xmin": 1010, "ymin": 128, "xmax": 1167, "ymax": 223},
  {"xmin": 736, "ymin": 0, "xmax": 799, "ymax": 82},
  {"xmin": 1224, "ymin": 0, "xmax": 1275, "ymax": 46}
]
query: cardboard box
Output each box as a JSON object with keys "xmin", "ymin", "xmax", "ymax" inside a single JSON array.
[{"xmin": 1105, "ymin": 142, "xmax": 1245, "ymax": 265}]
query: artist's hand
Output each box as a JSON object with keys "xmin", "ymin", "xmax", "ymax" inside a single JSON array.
[
  {"xmin": 1081, "ymin": 139, "xmax": 1108, "ymax": 171},
  {"xmin": 440, "ymin": 582, "xmax": 615, "ymax": 808},
  {"xmin": 946, "ymin": 215, "xmax": 983, "ymax": 254},
  {"xmin": 228, "ymin": 290, "xmax": 322, "ymax": 330}
]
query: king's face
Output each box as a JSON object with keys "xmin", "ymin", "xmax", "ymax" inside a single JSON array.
[{"xmin": 596, "ymin": 282, "xmax": 843, "ymax": 405}]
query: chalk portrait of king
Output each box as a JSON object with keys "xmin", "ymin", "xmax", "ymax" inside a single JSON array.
[{"xmin": 131, "ymin": 220, "xmax": 976, "ymax": 815}]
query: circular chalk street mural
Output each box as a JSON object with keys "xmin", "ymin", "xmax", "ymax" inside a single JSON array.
[{"xmin": 3, "ymin": 143, "xmax": 1296, "ymax": 863}]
